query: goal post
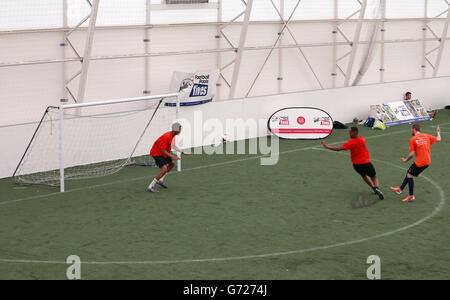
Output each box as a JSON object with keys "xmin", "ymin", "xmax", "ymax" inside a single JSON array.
[{"xmin": 13, "ymin": 93, "xmax": 180, "ymax": 192}]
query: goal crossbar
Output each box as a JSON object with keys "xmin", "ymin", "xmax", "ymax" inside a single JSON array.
[{"xmin": 60, "ymin": 93, "xmax": 179, "ymax": 110}]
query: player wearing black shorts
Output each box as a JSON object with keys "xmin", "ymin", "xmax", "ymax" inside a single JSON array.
[
  {"xmin": 407, "ymin": 162, "xmax": 428, "ymax": 177},
  {"xmin": 353, "ymin": 162, "xmax": 377, "ymax": 178},
  {"xmin": 147, "ymin": 123, "xmax": 192, "ymax": 193},
  {"xmin": 391, "ymin": 124, "xmax": 441, "ymax": 202},
  {"xmin": 153, "ymin": 155, "xmax": 173, "ymax": 169},
  {"xmin": 322, "ymin": 127, "xmax": 384, "ymax": 200}
]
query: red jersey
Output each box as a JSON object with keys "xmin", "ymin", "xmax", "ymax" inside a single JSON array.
[
  {"xmin": 150, "ymin": 131, "xmax": 175, "ymax": 158},
  {"xmin": 342, "ymin": 136, "xmax": 371, "ymax": 165},
  {"xmin": 409, "ymin": 133, "xmax": 437, "ymax": 167}
]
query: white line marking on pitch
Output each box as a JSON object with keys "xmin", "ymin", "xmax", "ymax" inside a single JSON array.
[
  {"xmin": 0, "ymin": 144, "xmax": 444, "ymax": 265},
  {"xmin": 431, "ymin": 122, "xmax": 450, "ymax": 129}
]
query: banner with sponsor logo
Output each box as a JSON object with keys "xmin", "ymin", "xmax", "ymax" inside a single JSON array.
[
  {"xmin": 369, "ymin": 99, "xmax": 430, "ymax": 127},
  {"xmin": 165, "ymin": 69, "xmax": 219, "ymax": 107},
  {"xmin": 268, "ymin": 107, "xmax": 334, "ymax": 140}
]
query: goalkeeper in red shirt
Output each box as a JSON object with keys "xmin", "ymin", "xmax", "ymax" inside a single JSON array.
[
  {"xmin": 322, "ymin": 127, "xmax": 384, "ymax": 200},
  {"xmin": 147, "ymin": 122, "xmax": 192, "ymax": 193}
]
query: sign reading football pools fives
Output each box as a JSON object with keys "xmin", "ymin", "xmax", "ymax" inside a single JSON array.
[
  {"xmin": 166, "ymin": 69, "xmax": 219, "ymax": 107},
  {"xmin": 370, "ymin": 99, "xmax": 431, "ymax": 127},
  {"xmin": 269, "ymin": 107, "xmax": 334, "ymax": 140}
]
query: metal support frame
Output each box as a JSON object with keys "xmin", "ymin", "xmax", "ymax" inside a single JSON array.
[
  {"xmin": 422, "ymin": 0, "xmax": 428, "ymax": 79},
  {"xmin": 3, "ymin": 17, "xmax": 450, "ymax": 36},
  {"xmin": 245, "ymin": 0, "xmax": 324, "ymax": 97},
  {"xmin": 214, "ymin": 0, "xmax": 252, "ymax": 96},
  {"xmin": 229, "ymin": 0, "xmax": 253, "ymax": 99},
  {"xmin": 332, "ymin": 0, "xmax": 338, "ymax": 88},
  {"xmin": 61, "ymin": 0, "xmax": 68, "ymax": 102},
  {"xmin": 216, "ymin": 0, "xmax": 223, "ymax": 100},
  {"xmin": 77, "ymin": 0, "xmax": 100, "ymax": 103},
  {"xmin": 351, "ymin": 0, "xmax": 384, "ymax": 86},
  {"xmin": 344, "ymin": 0, "xmax": 368, "ymax": 86},
  {"xmin": 380, "ymin": 0, "xmax": 386, "ymax": 83},
  {"xmin": 278, "ymin": 0, "xmax": 285, "ymax": 94},
  {"xmin": 245, "ymin": 0, "xmax": 299, "ymax": 97},
  {"xmin": 335, "ymin": 0, "xmax": 367, "ymax": 86},
  {"xmin": 63, "ymin": 0, "xmax": 100, "ymax": 104},
  {"xmin": 433, "ymin": 3, "xmax": 450, "ymax": 77},
  {"xmin": 144, "ymin": 0, "xmax": 152, "ymax": 95},
  {"xmin": 423, "ymin": 0, "xmax": 450, "ymax": 78},
  {"xmin": 4, "ymin": 36, "xmax": 450, "ymax": 69}
]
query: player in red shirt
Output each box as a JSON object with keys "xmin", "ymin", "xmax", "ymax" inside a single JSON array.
[
  {"xmin": 390, "ymin": 124, "xmax": 441, "ymax": 202},
  {"xmin": 147, "ymin": 122, "xmax": 192, "ymax": 193},
  {"xmin": 322, "ymin": 127, "xmax": 384, "ymax": 200}
]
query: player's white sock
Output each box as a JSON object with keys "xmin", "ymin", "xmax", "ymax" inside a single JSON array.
[
  {"xmin": 149, "ymin": 178, "xmax": 157, "ymax": 189},
  {"xmin": 159, "ymin": 174, "xmax": 166, "ymax": 182}
]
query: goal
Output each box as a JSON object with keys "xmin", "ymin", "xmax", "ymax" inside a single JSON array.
[{"xmin": 13, "ymin": 93, "xmax": 180, "ymax": 192}]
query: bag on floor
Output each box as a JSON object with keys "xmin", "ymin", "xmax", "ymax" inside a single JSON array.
[
  {"xmin": 333, "ymin": 121, "xmax": 348, "ymax": 129},
  {"xmin": 364, "ymin": 117, "xmax": 375, "ymax": 127},
  {"xmin": 372, "ymin": 119, "xmax": 386, "ymax": 130}
]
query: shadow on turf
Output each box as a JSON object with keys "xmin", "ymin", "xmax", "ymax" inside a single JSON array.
[{"xmin": 351, "ymin": 194, "xmax": 380, "ymax": 209}]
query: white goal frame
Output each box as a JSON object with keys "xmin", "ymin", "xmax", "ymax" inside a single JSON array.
[{"xmin": 57, "ymin": 93, "xmax": 180, "ymax": 192}]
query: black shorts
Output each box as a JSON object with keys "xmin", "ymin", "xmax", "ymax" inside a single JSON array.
[
  {"xmin": 408, "ymin": 162, "xmax": 429, "ymax": 177},
  {"xmin": 353, "ymin": 162, "xmax": 376, "ymax": 177},
  {"xmin": 153, "ymin": 156, "xmax": 173, "ymax": 168}
]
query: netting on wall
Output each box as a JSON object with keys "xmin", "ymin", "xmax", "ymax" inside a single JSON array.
[
  {"xmin": 0, "ymin": 0, "xmax": 63, "ymax": 29},
  {"xmin": 68, "ymin": 0, "xmax": 147, "ymax": 26},
  {"xmin": 2, "ymin": 0, "xmax": 449, "ymax": 31}
]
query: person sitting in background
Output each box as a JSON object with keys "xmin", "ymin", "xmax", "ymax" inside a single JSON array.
[
  {"xmin": 404, "ymin": 91, "xmax": 437, "ymax": 118},
  {"xmin": 404, "ymin": 92, "xmax": 412, "ymax": 100}
]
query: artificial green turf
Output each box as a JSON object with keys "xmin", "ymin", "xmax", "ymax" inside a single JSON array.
[{"xmin": 0, "ymin": 111, "xmax": 449, "ymax": 280}]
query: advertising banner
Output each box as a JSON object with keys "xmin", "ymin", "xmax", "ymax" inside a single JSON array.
[
  {"xmin": 369, "ymin": 99, "xmax": 430, "ymax": 127},
  {"xmin": 165, "ymin": 69, "xmax": 219, "ymax": 107},
  {"xmin": 268, "ymin": 107, "xmax": 333, "ymax": 140}
]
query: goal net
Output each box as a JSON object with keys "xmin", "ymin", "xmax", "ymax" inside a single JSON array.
[{"xmin": 13, "ymin": 93, "xmax": 179, "ymax": 192}]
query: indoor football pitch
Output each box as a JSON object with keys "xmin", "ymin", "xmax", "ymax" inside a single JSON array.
[{"xmin": 0, "ymin": 111, "xmax": 449, "ymax": 280}]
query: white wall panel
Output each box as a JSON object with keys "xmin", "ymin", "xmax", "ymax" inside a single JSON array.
[
  {"xmin": 2, "ymin": 75, "xmax": 449, "ymax": 179},
  {"xmin": 0, "ymin": 32, "xmax": 62, "ymax": 63},
  {"xmin": 287, "ymin": 22, "xmax": 333, "ymax": 45},
  {"xmin": 384, "ymin": 21, "xmax": 424, "ymax": 40},
  {"xmin": 84, "ymin": 59, "xmax": 147, "ymax": 101},
  {"xmin": 150, "ymin": 26, "xmax": 218, "ymax": 52},
  {"xmin": 384, "ymin": 42, "xmax": 423, "ymax": 82},
  {"xmin": 0, "ymin": 0, "xmax": 62, "ymax": 29},
  {"xmin": 67, "ymin": 29, "xmax": 144, "ymax": 57},
  {"xmin": 386, "ymin": 0, "xmax": 426, "ymax": 18},
  {"xmin": 0, "ymin": 64, "xmax": 63, "ymax": 126}
]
